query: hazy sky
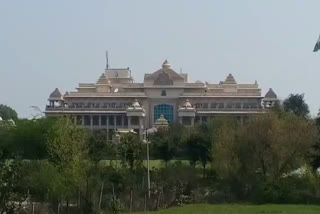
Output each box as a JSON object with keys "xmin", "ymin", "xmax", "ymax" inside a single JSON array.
[{"xmin": 1, "ymin": 0, "xmax": 319, "ymax": 118}]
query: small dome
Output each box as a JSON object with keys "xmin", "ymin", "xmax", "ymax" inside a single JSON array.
[
  {"xmin": 154, "ymin": 115, "xmax": 169, "ymax": 127},
  {"xmin": 265, "ymin": 88, "xmax": 277, "ymax": 99},
  {"xmin": 162, "ymin": 60, "xmax": 171, "ymax": 69},
  {"xmin": 224, "ymin": 74, "xmax": 237, "ymax": 84},
  {"xmin": 183, "ymin": 99, "xmax": 192, "ymax": 108},
  {"xmin": 131, "ymin": 99, "xmax": 141, "ymax": 108},
  {"xmin": 64, "ymin": 91, "xmax": 69, "ymax": 96},
  {"xmin": 96, "ymin": 73, "xmax": 111, "ymax": 85}
]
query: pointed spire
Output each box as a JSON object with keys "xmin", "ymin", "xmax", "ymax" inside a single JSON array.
[{"xmin": 265, "ymin": 88, "xmax": 277, "ymax": 99}]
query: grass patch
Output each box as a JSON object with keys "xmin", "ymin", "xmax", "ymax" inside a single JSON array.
[{"xmin": 131, "ymin": 204, "xmax": 320, "ymax": 214}]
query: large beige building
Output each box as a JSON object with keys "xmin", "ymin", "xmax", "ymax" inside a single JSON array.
[{"xmin": 45, "ymin": 60, "xmax": 278, "ymax": 138}]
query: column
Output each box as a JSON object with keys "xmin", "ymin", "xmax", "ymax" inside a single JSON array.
[
  {"xmin": 191, "ymin": 117, "xmax": 195, "ymax": 126},
  {"xmin": 82, "ymin": 115, "xmax": 84, "ymax": 126},
  {"xmin": 122, "ymin": 116, "xmax": 124, "ymax": 128},
  {"xmin": 128, "ymin": 116, "xmax": 131, "ymax": 128},
  {"xmin": 99, "ymin": 115, "xmax": 102, "ymax": 129},
  {"xmin": 90, "ymin": 115, "xmax": 93, "ymax": 130},
  {"xmin": 114, "ymin": 115, "xmax": 117, "ymax": 130}
]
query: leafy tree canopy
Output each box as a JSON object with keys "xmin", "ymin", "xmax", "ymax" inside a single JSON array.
[
  {"xmin": 283, "ymin": 94, "xmax": 310, "ymax": 118},
  {"xmin": 0, "ymin": 104, "xmax": 18, "ymax": 121}
]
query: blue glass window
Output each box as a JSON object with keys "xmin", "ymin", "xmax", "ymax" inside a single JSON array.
[{"xmin": 154, "ymin": 104, "xmax": 174, "ymax": 123}]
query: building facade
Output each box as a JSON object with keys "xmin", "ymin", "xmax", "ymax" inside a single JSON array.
[{"xmin": 45, "ymin": 60, "xmax": 278, "ymax": 138}]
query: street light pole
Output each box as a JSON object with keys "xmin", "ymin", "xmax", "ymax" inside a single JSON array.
[
  {"xmin": 143, "ymin": 129, "xmax": 151, "ymax": 199},
  {"xmin": 147, "ymin": 136, "xmax": 150, "ymax": 199}
]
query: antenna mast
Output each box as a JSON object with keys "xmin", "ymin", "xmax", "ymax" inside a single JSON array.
[{"xmin": 106, "ymin": 50, "xmax": 109, "ymax": 69}]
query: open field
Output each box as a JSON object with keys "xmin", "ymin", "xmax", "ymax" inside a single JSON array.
[{"xmin": 131, "ymin": 204, "xmax": 320, "ymax": 214}]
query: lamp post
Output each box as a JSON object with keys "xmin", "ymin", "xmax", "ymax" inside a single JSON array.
[{"xmin": 143, "ymin": 129, "xmax": 151, "ymax": 199}]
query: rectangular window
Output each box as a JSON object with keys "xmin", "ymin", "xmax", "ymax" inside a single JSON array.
[
  {"xmin": 93, "ymin": 115, "xmax": 99, "ymax": 126},
  {"xmin": 226, "ymin": 103, "xmax": 233, "ymax": 109},
  {"xmin": 101, "ymin": 115, "xmax": 107, "ymax": 126},
  {"xmin": 124, "ymin": 116, "xmax": 128, "ymax": 126},
  {"xmin": 195, "ymin": 116, "xmax": 200, "ymax": 123},
  {"xmin": 131, "ymin": 116, "xmax": 139, "ymax": 126},
  {"xmin": 218, "ymin": 103, "xmax": 224, "ymax": 109},
  {"xmin": 182, "ymin": 117, "xmax": 191, "ymax": 125},
  {"xmin": 116, "ymin": 116, "xmax": 122, "ymax": 126},
  {"xmin": 210, "ymin": 103, "xmax": 217, "ymax": 108},
  {"xmin": 109, "ymin": 116, "xmax": 114, "ymax": 126},
  {"xmin": 84, "ymin": 115, "xmax": 90, "ymax": 126}
]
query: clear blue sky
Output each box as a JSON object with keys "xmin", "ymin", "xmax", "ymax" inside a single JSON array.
[{"xmin": 0, "ymin": 0, "xmax": 319, "ymax": 118}]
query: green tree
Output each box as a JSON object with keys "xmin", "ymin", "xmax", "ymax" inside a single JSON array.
[
  {"xmin": 0, "ymin": 153, "xmax": 25, "ymax": 214},
  {"xmin": 283, "ymin": 93, "xmax": 310, "ymax": 118},
  {"xmin": 183, "ymin": 124, "xmax": 212, "ymax": 169},
  {"xmin": 117, "ymin": 133, "xmax": 143, "ymax": 172},
  {"xmin": 12, "ymin": 119, "xmax": 53, "ymax": 159},
  {"xmin": 151, "ymin": 128, "xmax": 176, "ymax": 166},
  {"xmin": 213, "ymin": 113, "xmax": 317, "ymax": 199},
  {"xmin": 47, "ymin": 117, "xmax": 91, "ymax": 213},
  {"xmin": 0, "ymin": 104, "xmax": 18, "ymax": 121},
  {"xmin": 87, "ymin": 130, "xmax": 110, "ymax": 164}
]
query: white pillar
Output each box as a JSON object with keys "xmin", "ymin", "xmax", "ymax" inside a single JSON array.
[
  {"xmin": 191, "ymin": 117, "xmax": 195, "ymax": 126},
  {"xmin": 128, "ymin": 116, "xmax": 131, "ymax": 128},
  {"xmin": 99, "ymin": 115, "xmax": 102, "ymax": 128}
]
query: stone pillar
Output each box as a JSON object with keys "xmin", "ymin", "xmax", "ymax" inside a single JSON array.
[
  {"xmin": 82, "ymin": 115, "xmax": 84, "ymax": 126},
  {"xmin": 114, "ymin": 115, "xmax": 117, "ymax": 130},
  {"xmin": 128, "ymin": 116, "xmax": 131, "ymax": 128},
  {"xmin": 122, "ymin": 116, "xmax": 124, "ymax": 128},
  {"xmin": 99, "ymin": 115, "xmax": 102, "ymax": 128},
  {"xmin": 191, "ymin": 117, "xmax": 195, "ymax": 126}
]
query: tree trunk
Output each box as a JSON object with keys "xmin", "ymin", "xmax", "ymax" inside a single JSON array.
[
  {"xmin": 157, "ymin": 191, "xmax": 161, "ymax": 210},
  {"xmin": 98, "ymin": 182, "xmax": 104, "ymax": 210},
  {"xmin": 144, "ymin": 194, "xmax": 147, "ymax": 211},
  {"xmin": 66, "ymin": 197, "xmax": 69, "ymax": 214},
  {"xmin": 129, "ymin": 189, "xmax": 133, "ymax": 212}
]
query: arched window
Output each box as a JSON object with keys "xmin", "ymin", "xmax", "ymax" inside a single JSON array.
[
  {"xmin": 161, "ymin": 90, "xmax": 167, "ymax": 96},
  {"xmin": 154, "ymin": 104, "xmax": 174, "ymax": 123}
]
